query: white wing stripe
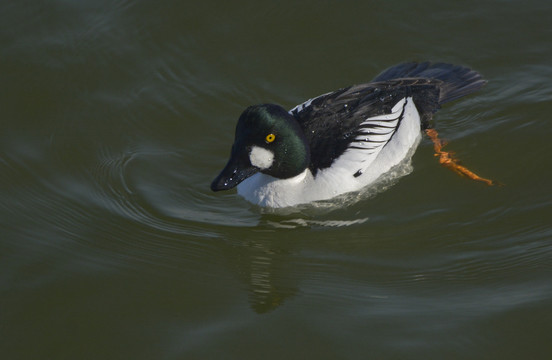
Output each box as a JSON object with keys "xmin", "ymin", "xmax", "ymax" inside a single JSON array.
[
  {"xmin": 351, "ymin": 98, "xmax": 407, "ymax": 147},
  {"xmin": 324, "ymin": 97, "xmax": 410, "ymax": 172}
]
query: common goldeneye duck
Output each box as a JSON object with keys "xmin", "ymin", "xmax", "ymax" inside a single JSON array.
[{"xmin": 211, "ymin": 62, "xmax": 497, "ymax": 208}]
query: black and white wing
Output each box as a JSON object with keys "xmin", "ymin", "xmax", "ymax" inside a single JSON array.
[
  {"xmin": 289, "ymin": 62, "xmax": 486, "ymax": 176},
  {"xmin": 290, "ymin": 81, "xmax": 438, "ymax": 175}
]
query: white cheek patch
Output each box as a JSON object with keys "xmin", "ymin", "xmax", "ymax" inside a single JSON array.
[{"xmin": 249, "ymin": 146, "xmax": 274, "ymax": 169}]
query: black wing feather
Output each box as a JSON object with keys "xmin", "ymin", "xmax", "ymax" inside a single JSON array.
[{"xmin": 373, "ymin": 61, "xmax": 487, "ymax": 104}]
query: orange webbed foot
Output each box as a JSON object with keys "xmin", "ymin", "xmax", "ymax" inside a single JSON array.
[{"xmin": 424, "ymin": 128, "xmax": 501, "ymax": 186}]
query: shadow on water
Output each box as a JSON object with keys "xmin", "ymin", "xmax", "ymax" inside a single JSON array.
[{"xmin": 223, "ymin": 235, "xmax": 300, "ymax": 314}]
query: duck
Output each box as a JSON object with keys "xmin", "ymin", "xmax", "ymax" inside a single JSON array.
[{"xmin": 211, "ymin": 61, "xmax": 497, "ymax": 208}]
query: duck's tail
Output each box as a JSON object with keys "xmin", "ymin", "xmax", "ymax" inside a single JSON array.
[{"xmin": 372, "ymin": 61, "xmax": 487, "ymax": 105}]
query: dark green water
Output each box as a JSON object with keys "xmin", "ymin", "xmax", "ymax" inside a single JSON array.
[{"xmin": 1, "ymin": 1, "xmax": 551, "ymax": 359}]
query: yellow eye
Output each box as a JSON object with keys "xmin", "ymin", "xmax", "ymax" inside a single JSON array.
[{"xmin": 265, "ymin": 133, "xmax": 276, "ymax": 143}]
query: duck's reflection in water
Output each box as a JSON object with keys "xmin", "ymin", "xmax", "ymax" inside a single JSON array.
[{"xmin": 226, "ymin": 234, "xmax": 298, "ymax": 314}]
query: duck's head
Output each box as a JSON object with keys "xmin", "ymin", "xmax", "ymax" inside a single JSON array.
[{"xmin": 211, "ymin": 104, "xmax": 310, "ymax": 191}]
